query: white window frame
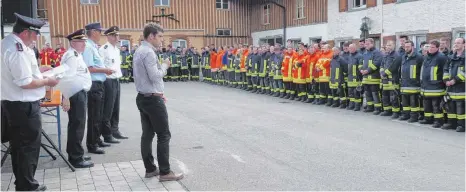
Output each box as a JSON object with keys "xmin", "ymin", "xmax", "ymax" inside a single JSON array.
[
  {"xmin": 296, "ymin": 0, "xmax": 304, "ymax": 19},
  {"xmin": 80, "ymin": 0, "xmax": 99, "ymax": 5},
  {"xmin": 288, "ymin": 38, "xmax": 301, "ymax": 49},
  {"xmin": 397, "ymin": 33, "xmax": 427, "ymax": 52},
  {"xmin": 154, "ymin": 0, "xmax": 170, "ymax": 7},
  {"xmin": 216, "ymin": 0, "xmax": 229, "ymax": 10},
  {"xmin": 348, "ymin": 0, "xmax": 366, "ymax": 10},
  {"xmin": 263, "ymin": 4, "xmax": 271, "ymax": 25},
  {"xmin": 120, "ymin": 40, "xmax": 131, "ymax": 52},
  {"xmin": 216, "ymin": 29, "xmax": 232, "ymax": 36},
  {"xmin": 172, "ymin": 39, "xmax": 187, "ymax": 49}
]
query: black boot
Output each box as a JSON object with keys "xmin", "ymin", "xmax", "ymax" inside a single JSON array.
[
  {"xmin": 318, "ymin": 98, "xmax": 327, "ymax": 105},
  {"xmin": 399, "ymin": 112, "xmax": 410, "ymax": 121},
  {"xmin": 339, "ymin": 101, "xmax": 347, "ymax": 109},
  {"xmin": 441, "ymin": 121, "xmax": 456, "ymax": 130},
  {"xmin": 418, "ymin": 113, "xmax": 425, "ymax": 121},
  {"xmin": 407, "ymin": 113, "xmax": 419, "ymax": 123},
  {"xmin": 347, "ymin": 102, "xmax": 355, "ymax": 110},
  {"xmin": 432, "ymin": 119, "xmax": 443, "ymax": 128},
  {"xmin": 380, "ymin": 110, "xmax": 392, "ymax": 116},
  {"xmin": 312, "ymin": 98, "xmax": 319, "ymax": 104},
  {"xmin": 289, "ymin": 94, "xmax": 295, "ymax": 100},
  {"xmin": 391, "ymin": 112, "xmax": 400, "ymax": 119},
  {"xmin": 364, "ymin": 105, "xmax": 374, "ymax": 113},
  {"xmin": 456, "ymin": 125, "xmax": 465, "ymax": 132},
  {"xmin": 305, "ymin": 98, "xmax": 313, "ymax": 103},
  {"xmin": 373, "ymin": 108, "xmax": 382, "ymax": 115},
  {"xmin": 284, "ymin": 93, "xmax": 290, "ymax": 99},
  {"xmin": 279, "ymin": 92, "xmax": 285, "ymax": 98},
  {"xmin": 419, "ymin": 117, "xmax": 434, "ymax": 124},
  {"xmin": 353, "ymin": 103, "xmax": 361, "ymax": 111},
  {"xmin": 251, "ymin": 88, "xmax": 257, "ymax": 93},
  {"xmin": 295, "ymin": 96, "xmax": 302, "ymax": 101},
  {"xmin": 326, "ymin": 99, "xmax": 334, "ymax": 107}
]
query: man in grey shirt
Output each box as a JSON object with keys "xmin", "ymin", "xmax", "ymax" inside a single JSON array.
[{"xmin": 132, "ymin": 23, "xmax": 184, "ymax": 182}]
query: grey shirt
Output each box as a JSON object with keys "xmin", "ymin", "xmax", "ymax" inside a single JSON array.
[{"xmin": 133, "ymin": 41, "xmax": 169, "ymax": 94}]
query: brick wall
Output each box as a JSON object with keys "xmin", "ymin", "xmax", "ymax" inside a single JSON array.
[{"xmin": 427, "ymin": 32, "xmax": 452, "ymax": 48}]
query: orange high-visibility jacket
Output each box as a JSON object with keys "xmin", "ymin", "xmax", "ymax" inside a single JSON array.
[
  {"xmin": 210, "ymin": 52, "xmax": 218, "ymax": 71},
  {"xmin": 281, "ymin": 51, "xmax": 296, "ymax": 82},
  {"xmin": 307, "ymin": 51, "xmax": 321, "ymax": 83},
  {"xmin": 315, "ymin": 50, "xmax": 333, "ymax": 82},
  {"xmin": 292, "ymin": 52, "xmax": 309, "ymax": 84},
  {"xmin": 240, "ymin": 50, "xmax": 249, "ymax": 72},
  {"xmin": 40, "ymin": 49, "xmax": 53, "ymax": 66},
  {"xmin": 216, "ymin": 50, "xmax": 225, "ymax": 70}
]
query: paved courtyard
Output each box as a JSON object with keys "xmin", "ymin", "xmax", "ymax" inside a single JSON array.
[{"xmin": 1, "ymin": 82, "xmax": 465, "ymax": 191}]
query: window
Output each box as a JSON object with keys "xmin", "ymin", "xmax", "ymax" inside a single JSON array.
[
  {"xmin": 263, "ymin": 4, "xmax": 270, "ymax": 25},
  {"xmin": 288, "ymin": 39, "xmax": 301, "ymax": 49},
  {"xmin": 296, "ymin": 0, "xmax": 304, "ymax": 19},
  {"xmin": 348, "ymin": 0, "xmax": 366, "ymax": 10},
  {"xmin": 120, "ymin": 40, "xmax": 131, "ymax": 52},
  {"xmin": 259, "ymin": 36, "xmax": 283, "ymax": 46},
  {"xmin": 457, "ymin": 32, "xmax": 465, "ymax": 39},
  {"xmin": 335, "ymin": 39, "xmax": 352, "ymax": 50},
  {"xmin": 172, "ymin": 39, "xmax": 187, "ymax": 48},
  {"xmin": 216, "ymin": 0, "xmax": 229, "ymax": 10},
  {"xmin": 155, "ymin": 0, "xmax": 169, "ymax": 6},
  {"xmin": 216, "ymin": 29, "xmax": 231, "ymax": 36},
  {"xmin": 80, "ymin": 0, "xmax": 99, "ymax": 4},
  {"xmin": 309, "ymin": 38, "xmax": 322, "ymax": 46},
  {"xmin": 372, "ymin": 37, "xmax": 381, "ymax": 49}
]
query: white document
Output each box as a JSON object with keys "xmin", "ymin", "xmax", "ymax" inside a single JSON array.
[{"xmin": 41, "ymin": 65, "xmax": 68, "ymax": 79}]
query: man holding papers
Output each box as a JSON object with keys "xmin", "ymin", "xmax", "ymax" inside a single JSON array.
[{"xmin": 58, "ymin": 29, "xmax": 94, "ymax": 168}]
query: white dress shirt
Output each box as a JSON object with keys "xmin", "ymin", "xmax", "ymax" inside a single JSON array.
[
  {"xmin": 56, "ymin": 47, "xmax": 92, "ymax": 99},
  {"xmin": 1, "ymin": 34, "xmax": 45, "ymax": 101},
  {"xmin": 133, "ymin": 41, "xmax": 168, "ymax": 94},
  {"xmin": 99, "ymin": 42, "xmax": 122, "ymax": 79}
]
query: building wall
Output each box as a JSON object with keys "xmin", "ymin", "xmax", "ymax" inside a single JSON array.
[
  {"xmin": 328, "ymin": 0, "xmax": 465, "ymax": 47},
  {"xmin": 251, "ymin": 23, "xmax": 328, "ymax": 46},
  {"xmin": 250, "ymin": 0, "xmax": 328, "ymax": 33},
  {"xmin": 46, "ymin": 0, "xmax": 252, "ymax": 48}
]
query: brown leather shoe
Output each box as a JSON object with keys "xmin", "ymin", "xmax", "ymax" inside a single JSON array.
[{"xmin": 159, "ymin": 171, "xmax": 184, "ymax": 182}]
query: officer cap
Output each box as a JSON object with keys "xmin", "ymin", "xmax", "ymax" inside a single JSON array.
[
  {"xmin": 104, "ymin": 26, "xmax": 119, "ymax": 35},
  {"xmin": 66, "ymin": 29, "xmax": 88, "ymax": 41},
  {"xmin": 85, "ymin": 22, "xmax": 102, "ymax": 31},
  {"xmin": 13, "ymin": 13, "xmax": 46, "ymax": 34},
  {"xmin": 359, "ymin": 38, "xmax": 365, "ymax": 42}
]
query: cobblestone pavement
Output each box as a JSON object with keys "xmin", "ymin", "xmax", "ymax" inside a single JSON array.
[{"xmin": 1, "ymin": 82, "xmax": 465, "ymax": 191}]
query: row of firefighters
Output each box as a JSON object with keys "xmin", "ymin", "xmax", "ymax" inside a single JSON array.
[{"xmin": 155, "ymin": 39, "xmax": 465, "ymax": 132}]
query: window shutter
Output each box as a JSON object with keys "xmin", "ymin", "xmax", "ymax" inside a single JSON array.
[
  {"xmin": 339, "ymin": 0, "xmax": 347, "ymax": 12},
  {"xmin": 383, "ymin": 0, "xmax": 397, "ymax": 4},
  {"xmin": 367, "ymin": 0, "xmax": 377, "ymax": 7}
]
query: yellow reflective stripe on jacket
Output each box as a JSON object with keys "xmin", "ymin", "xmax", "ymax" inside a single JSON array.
[
  {"xmin": 368, "ymin": 60, "xmax": 377, "ymax": 71},
  {"xmin": 410, "ymin": 65, "xmax": 416, "ymax": 79}
]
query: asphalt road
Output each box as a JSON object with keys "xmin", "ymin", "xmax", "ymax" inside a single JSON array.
[{"xmin": 2, "ymin": 81, "xmax": 464, "ymax": 191}]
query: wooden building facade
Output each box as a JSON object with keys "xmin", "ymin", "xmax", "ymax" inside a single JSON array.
[{"xmin": 44, "ymin": 0, "xmax": 252, "ymax": 50}]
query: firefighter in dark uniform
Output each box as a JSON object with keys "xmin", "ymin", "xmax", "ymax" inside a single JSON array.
[
  {"xmin": 190, "ymin": 48, "xmax": 201, "ymax": 81},
  {"xmin": 360, "ymin": 38, "xmax": 383, "ymax": 114},
  {"xmin": 120, "ymin": 45, "xmax": 131, "ymax": 83},
  {"xmin": 267, "ymin": 46, "xmax": 276, "ymax": 95},
  {"xmin": 233, "ymin": 49, "xmax": 242, "ymax": 88},
  {"xmin": 180, "ymin": 48, "xmax": 189, "ymax": 81},
  {"xmin": 245, "ymin": 46, "xmax": 255, "ymax": 91},
  {"xmin": 347, "ymin": 43, "xmax": 364, "ymax": 111},
  {"xmin": 1, "ymin": 13, "xmax": 55, "ymax": 191},
  {"xmin": 258, "ymin": 46, "xmax": 270, "ymax": 94},
  {"xmin": 443, "ymin": 37, "xmax": 465, "ymax": 132},
  {"xmin": 250, "ymin": 47, "xmax": 260, "ymax": 93},
  {"xmin": 227, "ymin": 50, "xmax": 236, "ymax": 87},
  {"xmin": 328, "ymin": 47, "xmax": 348, "ymax": 108},
  {"xmin": 271, "ymin": 46, "xmax": 284, "ymax": 97},
  {"xmin": 419, "ymin": 40, "xmax": 448, "ymax": 128},
  {"xmin": 202, "ymin": 47, "xmax": 211, "ymax": 83},
  {"xmin": 380, "ymin": 41, "xmax": 402, "ymax": 117},
  {"xmin": 170, "ymin": 47, "xmax": 181, "ymax": 81},
  {"xmin": 399, "ymin": 40, "xmax": 424, "ymax": 122}
]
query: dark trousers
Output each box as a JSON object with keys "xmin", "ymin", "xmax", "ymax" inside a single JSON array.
[
  {"xmin": 251, "ymin": 76, "xmax": 259, "ymax": 88},
  {"xmin": 2, "ymin": 100, "xmax": 41, "ymax": 191},
  {"xmin": 297, "ymin": 83, "xmax": 306, "ymax": 97},
  {"xmin": 181, "ymin": 68, "xmax": 189, "ymax": 80},
  {"xmin": 284, "ymin": 81, "xmax": 292, "ymax": 94},
  {"xmin": 446, "ymin": 99, "xmax": 465, "ymax": 127},
  {"xmin": 423, "ymin": 96, "xmax": 443, "ymax": 121},
  {"xmin": 136, "ymin": 94, "xmax": 171, "ymax": 175},
  {"xmin": 170, "ymin": 67, "xmax": 180, "ymax": 80},
  {"xmin": 382, "ymin": 89, "xmax": 401, "ymax": 113},
  {"xmin": 247, "ymin": 75, "xmax": 253, "ymax": 88},
  {"xmin": 102, "ymin": 78, "xmax": 120, "ymax": 138},
  {"xmin": 67, "ymin": 90, "xmax": 87, "ymax": 163},
  {"xmin": 401, "ymin": 93, "xmax": 420, "ymax": 115},
  {"xmin": 241, "ymin": 72, "xmax": 247, "ymax": 86},
  {"xmin": 364, "ymin": 84, "xmax": 381, "ymax": 109},
  {"xmin": 259, "ymin": 77, "xmax": 265, "ymax": 90},
  {"xmin": 319, "ymin": 82, "xmax": 330, "ymax": 100},
  {"xmin": 235, "ymin": 72, "xmax": 242, "ymax": 86},
  {"xmin": 348, "ymin": 87, "xmax": 362, "ymax": 104},
  {"xmin": 87, "ymin": 81, "xmax": 104, "ymax": 149},
  {"xmin": 191, "ymin": 67, "xmax": 199, "ymax": 80}
]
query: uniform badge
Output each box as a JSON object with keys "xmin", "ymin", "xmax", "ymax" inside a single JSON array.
[
  {"xmin": 104, "ymin": 45, "xmax": 108, "ymax": 49},
  {"xmin": 74, "ymin": 51, "xmax": 78, "ymax": 57},
  {"xmin": 16, "ymin": 42, "xmax": 23, "ymax": 51},
  {"xmin": 112, "ymin": 59, "xmax": 115, "ymax": 63}
]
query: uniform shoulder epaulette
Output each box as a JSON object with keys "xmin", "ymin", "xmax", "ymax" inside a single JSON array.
[
  {"xmin": 74, "ymin": 51, "xmax": 78, "ymax": 57},
  {"xmin": 16, "ymin": 42, "xmax": 23, "ymax": 51},
  {"xmin": 104, "ymin": 45, "xmax": 108, "ymax": 49}
]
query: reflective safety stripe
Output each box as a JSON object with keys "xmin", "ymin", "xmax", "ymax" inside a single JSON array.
[
  {"xmin": 340, "ymin": 97, "xmax": 347, "ymax": 101},
  {"xmin": 353, "ymin": 66, "xmax": 357, "ymax": 77},
  {"xmin": 367, "ymin": 101, "xmax": 373, "ymax": 106},
  {"xmin": 403, "ymin": 107, "xmax": 411, "ymax": 111},
  {"xmin": 443, "ymin": 73, "xmax": 451, "ymax": 80},
  {"xmin": 335, "ymin": 68, "xmax": 339, "ymax": 80},
  {"xmin": 369, "ymin": 60, "xmax": 377, "ymax": 71},
  {"xmin": 374, "ymin": 103, "xmax": 382, "ymax": 107},
  {"xmin": 392, "ymin": 108, "xmax": 400, "ymax": 112},
  {"xmin": 430, "ymin": 66, "xmax": 438, "ymax": 81},
  {"xmin": 333, "ymin": 97, "xmax": 339, "ymax": 100},
  {"xmin": 457, "ymin": 114, "xmax": 466, "ymax": 120},
  {"xmin": 328, "ymin": 96, "xmax": 334, "ymax": 99},
  {"xmin": 379, "ymin": 67, "xmax": 384, "ymax": 73},
  {"xmin": 350, "ymin": 98, "xmax": 355, "ymax": 102},
  {"xmin": 354, "ymin": 99, "xmax": 362, "ymax": 103},
  {"xmin": 384, "ymin": 69, "xmax": 392, "ymax": 76},
  {"xmin": 424, "ymin": 112, "xmax": 434, "ymax": 117},
  {"xmin": 290, "ymin": 90, "xmax": 296, "ymax": 94},
  {"xmin": 358, "ymin": 65, "xmax": 363, "ymax": 69},
  {"xmin": 411, "ymin": 107, "xmax": 420, "ymax": 112},
  {"xmin": 434, "ymin": 113, "xmax": 444, "ymax": 118},
  {"xmin": 383, "ymin": 106, "xmax": 392, "ymax": 110},
  {"xmin": 401, "ymin": 87, "xmax": 420, "ymax": 93},
  {"xmin": 308, "ymin": 94, "xmax": 315, "ymax": 98},
  {"xmin": 410, "ymin": 65, "xmax": 416, "ymax": 79},
  {"xmin": 421, "ymin": 89, "xmax": 446, "ymax": 96},
  {"xmin": 457, "ymin": 69, "xmax": 465, "ymax": 81},
  {"xmin": 447, "ymin": 114, "xmax": 457, "ymax": 118},
  {"xmin": 280, "ymin": 89, "xmax": 285, "ymax": 93}
]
